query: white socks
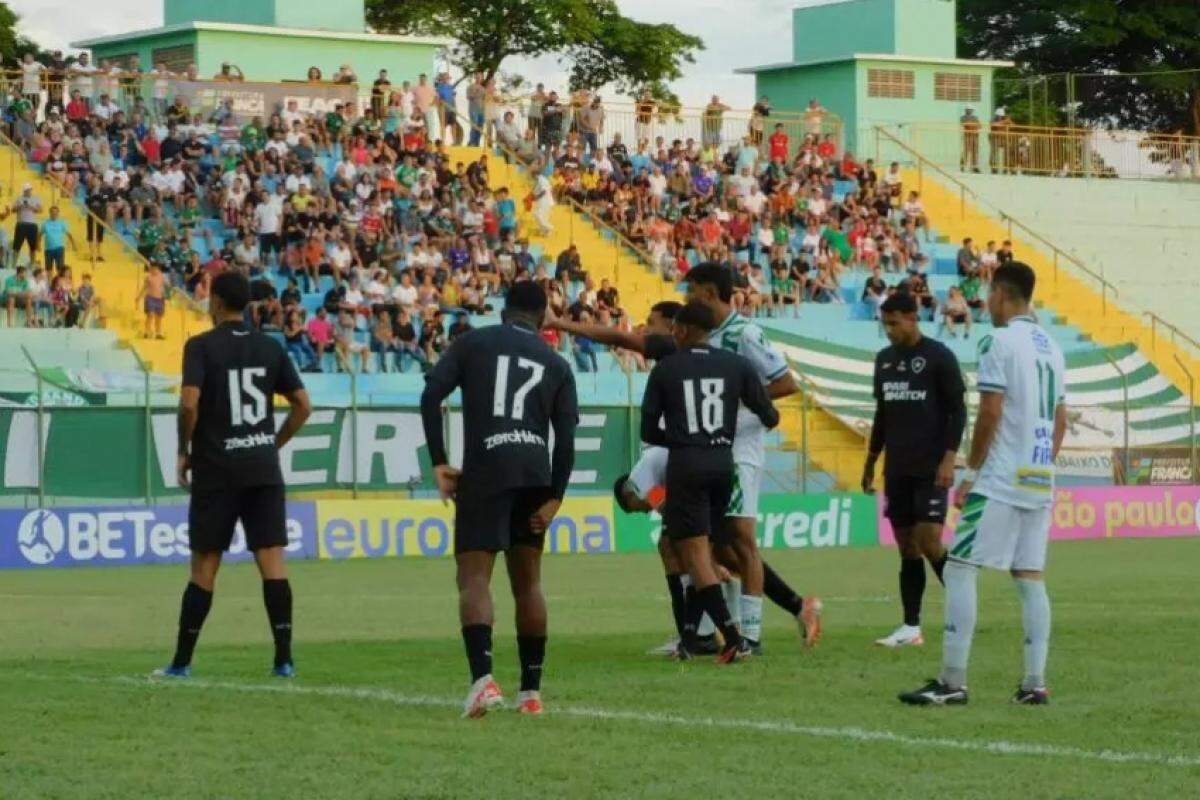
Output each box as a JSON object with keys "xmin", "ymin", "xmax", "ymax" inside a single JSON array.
[
  {"xmin": 940, "ymin": 560, "xmax": 978, "ymax": 690},
  {"xmin": 723, "ymin": 578, "xmax": 743, "ymax": 628},
  {"xmin": 739, "ymin": 593, "xmax": 763, "ymax": 644},
  {"xmin": 1015, "ymin": 578, "xmax": 1051, "ymax": 691}
]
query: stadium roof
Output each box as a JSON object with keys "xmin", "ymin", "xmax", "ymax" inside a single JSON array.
[
  {"xmin": 736, "ymin": 53, "xmax": 1014, "ymax": 74},
  {"xmin": 72, "ymin": 21, "xmax": 452, "ymax": 49}
]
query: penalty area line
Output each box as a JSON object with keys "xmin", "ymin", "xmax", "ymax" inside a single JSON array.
[{"xmin": 41, "ymin": 674, "xmax": 1200, "ymax": 769}]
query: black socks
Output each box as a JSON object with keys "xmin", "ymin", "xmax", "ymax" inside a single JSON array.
[
  {"xmin": 517, "ymin": 635, "xmax": 546, "ymax": 692},
  {"xmin": 462, "ymin": 624, "xmax": 493, "ymax": 682},
  {"xmin": 931, "ymin": 552, "xmax": 947, "ymax": 586},
  {"xmin": 171, "ymin": 582, "xmax": 213, "ymax": 669},
  {"xmin": 900, "ymin": 558, "xmax": 926, "ymax": 627},
  {"xmin": 666, "ymin": 574, "xmax": 687, "ymax": 640},
  {"xmin": 763, "ymin": 562, "xmax": 804, "ymax": 616},
  {"xmin": 696, "ymin": 584, "xmax": 741, "ymax": 649},
  {"xmin": 682, "ymin": 584, "xmax": 704, "ymax": 648},
  {"xmin": 262, "ymin": 579, "xmax": 293, "ymax": 668}
]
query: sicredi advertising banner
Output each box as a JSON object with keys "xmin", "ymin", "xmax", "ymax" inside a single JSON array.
[
  {"xmin": 614, "ymin": 493, "xmax": 879, "ymax": 553},
  {"xmin": 0, "ymin": 503, "xmax": 318, "ymax": 569},
  {"xmin": 315, "ymin": 497, "xmax": 616, "ymax": 559},
  {"xmin": 877, "ymin": 485, "xmax": 1200, "ymax": 544}
]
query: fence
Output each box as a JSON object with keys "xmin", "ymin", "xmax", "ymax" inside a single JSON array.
[{"xmin": 886, "ymin": 121, "xmax": 1200, "ymax": 181}]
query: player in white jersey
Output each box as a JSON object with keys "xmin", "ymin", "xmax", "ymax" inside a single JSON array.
[{"xmin": 900, "ymin": 262, "xmax": 1067, "ymax": 707}]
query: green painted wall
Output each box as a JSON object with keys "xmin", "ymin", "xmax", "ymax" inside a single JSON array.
[
  {"xmin": 792, "ymin": 0, "xmax": 894, "ymax": 64},
  {"xmin": 165, "ymin": 0, "xmax": 365, "ymax": 32},
  {"xmin": 856, "ymin": 59, "xmax": 995, "ymax": 160},
  {"xmin": 194, "ymin": 30, "xmax": 438, "ymax": 83},
  {"xmin": 92, "ymin": 30, "xmax": 199, "ymax": 70},
  {"xmin": 893, "ymin": 0, "xmax": 956, "ymax": 59},
  {"xmin": 756, "ymin": 62, "xmax": 856, "ymax": 145}
]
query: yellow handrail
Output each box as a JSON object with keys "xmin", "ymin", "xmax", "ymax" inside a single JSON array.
[{"xmin": 875, "ymin": 125, "xmax": 1200, "ymax": 357}]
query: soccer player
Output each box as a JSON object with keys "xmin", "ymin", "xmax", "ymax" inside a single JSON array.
[
  {"xmin": 862, "ymin": 292, "xmax": 966, "ymax": 647},
  {"xmin": 900, "ymin": 262, "xmax": 1066, "ymax": 706},
  {"xmin": 155, "ymin": 272, "xmax": 312, "ymax": 678},
  {"xmin": 640, "ymin": 301, "xmax": 780, "ymax": 663},
  {"xmin": 420, "ymin": 282, "xmax": 578, "ymax": 718},
  {"xmin": 555, "ymin": 296, "xmax": 820, "ymax": 654}
]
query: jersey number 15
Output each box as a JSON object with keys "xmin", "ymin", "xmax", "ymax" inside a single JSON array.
[{"xmin": 228, "ymin": 368, "xmax": 267, "ymax": 426}]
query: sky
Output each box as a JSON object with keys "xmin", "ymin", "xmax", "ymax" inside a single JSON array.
[{"xmin": 8, "ymin": 0, "xmax": 813, "ymax": 108}]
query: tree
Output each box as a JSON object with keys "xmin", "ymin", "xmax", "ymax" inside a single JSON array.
[
  {"xmin": 959, "ymin": 0, "xmax": 1200, "ymax": 133},
  {"xmin": 365, "ymin": 0, "xmax": 702, "ymax": 91},
  {"xmin": 0, "ymin": 2, "xmax": 51, "ymax": 66}
]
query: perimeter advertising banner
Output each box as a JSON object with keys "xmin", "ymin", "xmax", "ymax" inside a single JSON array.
[
  {"xmin": 876, "ymin": 485, "xmax": 1200, "ymax": 544},
  {"xmin": 613, "ymin": 493, "xmax": 879, "ymax": 553}
]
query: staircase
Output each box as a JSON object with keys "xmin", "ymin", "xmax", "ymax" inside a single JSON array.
[{"xmin": 0, "ymin": 139, "xmax": 207, "ymax": 374}]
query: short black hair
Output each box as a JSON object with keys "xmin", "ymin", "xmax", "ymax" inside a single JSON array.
[
  {"xmin": 650, "ymin": 300, "xmax": 683, "ymax": 320},
  {"xmin": 505, "ymin": 280, "xmax": 548, "ymax": 315},
  {"xmin": 993, "ymin": 261, "xmax": 1036, "ymax": 302},
  {"xmin": 686, "ymin": 262, "xmax": 734, "ymax": 302},
  {"xmin": 212, "ymin": 272, "xmax": 251, "ymax": 312},
  {"xmin": 880, "ymin": 292, "xmax": 918, "ymax": 315},
  {"xmin": 675, "ymin": 300, "xmax": 717, "ymax": 332},
  {"xmin": 613, "ymin": 474, "xmax": 635, "ymax": 513}
]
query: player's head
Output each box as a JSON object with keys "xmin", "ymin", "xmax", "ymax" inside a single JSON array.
[
  {"xmin": 612, "ymin": 474, "xmax": 653, "ymax": 514},
  {"xmin": 673, "ymin": 300, "xmax": 716, "ymax": 348},
  {"xmin": 880, "ymin": 292, "xmax": 920, "ymax": 347},
  {"xmin": 209, "ymin": 272, "xmax": 250, "ymax": 324},
  {"xmin": 503, "ymin": 280, "xmax": 548, "ymax": 329},
  {"xmin": 685, "ymin": 262, "xmax": 733, "ymax": 311},
  {"xmin": 646, "ymin": 300, "xmax": 682, "ymax": 335},
  {"xmin": 989, "ymin": 261, "xmax": 1036, "ymax": 326}
]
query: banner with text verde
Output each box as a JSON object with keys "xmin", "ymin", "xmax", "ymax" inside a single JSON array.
[
  {"xmin": 613, "ymin": 493, "xmax": 879, "ymax": 553},
  {"xmin": 0, "ymin": 502, "xmax": 318, "ymax": 570},
  {"xmin": 316, "ymin": 497, "xmax": 615, "ymax": 559},
  {"xmin": 876, "ymin": 485, "xmax": 1200, "ymax": 544},
  {"xmin": 0, "ymin": 406, "xmax": 632, "ymax": 499}
]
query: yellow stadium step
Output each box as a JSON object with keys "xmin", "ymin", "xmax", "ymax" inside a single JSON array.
[
  {"xmin": 904, "ymin": 167, "xmax": 1200, "ymax": 390},
  {"xmin": 0, "ymin": 140, "xmax": 205, "ymax": 374}
]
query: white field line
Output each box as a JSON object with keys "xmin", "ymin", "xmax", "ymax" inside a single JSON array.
[{"xmin": 27, "ymin": 674, "xmax": 1200, "ymax": 769}]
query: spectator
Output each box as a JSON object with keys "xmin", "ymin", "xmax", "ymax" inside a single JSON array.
[
  {"xmin": 306, "ymin": 307, "xmax": 335, "ymax": 366},
  {"xmin": 283, "ymin": 309, "xmax": 319, "ymax": 371},
  {"xmin": 137, "ymin": 262, "xmax": 167, "ymax": 339},
  {"xmin": 12, "ymin": 184, "xmax": 42, "ymax": 266},
  {"xmin": 3, "ymin": 265, "xmax": 34, "ymax": 326},
  {"xmin": 41, "ymin": 206, "xmax": 77, "ymax": 272},
  {"xmin": 956, "ymin": 237, "xmax": 979, "ymax": 277},
  {"xmin": 940, "ymin": 286, "xmax": 973, "ymax": 339}
]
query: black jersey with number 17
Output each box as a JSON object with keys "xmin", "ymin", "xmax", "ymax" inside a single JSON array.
[
  {"xmin": 420, "ymin": 321, "xmax": 579, "ymax": 499},
  {"xmin": 181, "ymin": 321, "xmax": 304, "ymax": 489}
]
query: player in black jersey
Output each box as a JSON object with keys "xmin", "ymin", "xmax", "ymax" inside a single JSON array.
[
  {"xmin": 862, "ymin": 292, "xmax": 966, "ymax": 648},
  {"xmin": 641, "ymin": 301, "xmax": 780, "ymax": 663},
  {"xmin": 420, "ymin": 281, "xmax": 578, "ymax": 718},
  {"xmin": 154, "ymin": 272, "xmax": 312, "ymax": 679},
  {"xmin": 552, "ymin": 301, "xmax": 818, "ymax": 657}
]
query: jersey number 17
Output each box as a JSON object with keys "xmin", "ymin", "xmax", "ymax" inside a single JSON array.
[{"xmin": 493, "ymin": 355, "xmax": 545, "ymax": 420}]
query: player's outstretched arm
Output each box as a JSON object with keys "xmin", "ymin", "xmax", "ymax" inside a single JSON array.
[{"xmin": 551, "ymin": 313, "xmax": 648, "ymax": 353}]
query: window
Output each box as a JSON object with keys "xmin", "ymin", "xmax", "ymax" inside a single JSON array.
[
  {"xmin": 867, "ymin": 69, "xmax": 914, "ymax": 99},
  {"xmin": 935, "ymin": 73, "xmax": 982, "ymax": 102},
  {"xmin": 151, "ymin": 45, "xmax": 196, "ymax": 73},
  {"xmin": 106, "ymin": 53, "xmax": 140, "ymax": 70}
]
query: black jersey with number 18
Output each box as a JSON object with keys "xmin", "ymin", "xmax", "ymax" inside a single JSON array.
[
  {"xmin": 420, "ymin": 321, "xmax": 579, "ymax": 499},
  {"xmin": 181, "ymin": 321, "xmax": 304, "ymax": 490}
]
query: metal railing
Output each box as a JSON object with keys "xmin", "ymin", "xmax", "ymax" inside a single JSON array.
[
  {"xmin": 874, "ymin": 126, "xmax": 1200, "ymax": 360},
  {"xmin": 890, "ymin": 121, "xmax": 1200, "ymax": 182}
]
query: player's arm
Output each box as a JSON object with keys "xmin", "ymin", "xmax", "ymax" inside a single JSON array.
[
  {"xmin": 274, "ymin": 346, "xmax": 311, "ymax": 449},
  {"xmin": 639, "ymin": 366, "xmax": 668, "ymax": 448},
  {"xmin": 532, "ymin": 368, "xmax": 580, "ymax": 534},
  {"xmin": 741, "ymin": 325, "xmax": 797, "ymax": 399},
  {"xmin": 958, "ymin": 335, "xmax": 1007, "ymax": 505},
  {"xmin": 936, "ymin": 352, "xmax": 969, "ymax": 489},
  {"xmin": 419, "ymin": 340, "xmax": 464, "ymax": 501},
  {"xmin": 863, "ymin": 360, "xmax": 885, "ymax": 493},
  {"xmin": 1052, "ymin": 398, "xmax": 1068, "ymax": 459},
  {"xmin": 741, "ymin": 358, "xmax": 780, "ymax": 430},
  {"xmin": 549, "ymin": 310, "xmax": 648, "ymax": 353},
  {"xmin": 177, "ymin": 339, "xmax": 203, "ymax": 490}
]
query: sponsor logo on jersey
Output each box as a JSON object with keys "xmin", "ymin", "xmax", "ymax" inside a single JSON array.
[
  {"xmin": 978, "ymin": 334, "xmax": 994, "ymax": 355},
  {"xmin": 224, "ymin": 431, "xmax": 275, "ymax": 451},
  {"xmin": 483, "ymin": 428, "xmax": 547, "ymax": 451},
  {"xmin": 1017, "ymin": 468, "xmax": 1053, "ymax": 492},
  {"xmin": 882, "ymin": 381, "xmax": 927, "ymax": 402}
]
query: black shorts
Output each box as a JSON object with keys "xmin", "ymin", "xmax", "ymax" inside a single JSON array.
[
  {"xmin": 188, "ymin": 483, "xmax": 288, "ymax": 553},
  {"xmin": 86, "ymin": 215, "xmax": 105, "ymax": 243},
  {"xmin": 454, "ymin": 485, "xmax": 554, "ymax": 553},
  {"xmin": 662, "ymin": 449, "xmax": 733, "ymax": 542},
  {"xmin": 884, "ymin": 474, "xmax": 948, "ymax": 528}
]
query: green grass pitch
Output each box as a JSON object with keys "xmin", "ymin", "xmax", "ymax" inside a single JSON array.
[{"xmin": 2, "ymin": 538, "xmax": 1198, "ymax": 799}]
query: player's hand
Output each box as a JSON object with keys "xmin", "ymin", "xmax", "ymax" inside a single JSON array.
[
  {"xmin": 954, "ymin": 480, "xmax": 974, "ymax": 509},
  {"xmin": 935, "ymin": 457, "xmax": 956, "ymax": 490},
  {"xmin": 529, "ymin": 498, "xmax": 561, "ymax": 534},
  {"xmin": 176, "ymin": 454, "xmax": 191, "ymax": 491},
  {"xmin": 433, "ymin": 465, "xmax": 461, "ymax": 504}
]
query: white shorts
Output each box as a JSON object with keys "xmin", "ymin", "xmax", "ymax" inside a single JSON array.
[
  {"xmin": 626, "ymin": 446, "xmax": 761, "ymax": 519},
  {"xmin": 949, "ymin": 494, "xmax": 1051, "ymax": 572}
]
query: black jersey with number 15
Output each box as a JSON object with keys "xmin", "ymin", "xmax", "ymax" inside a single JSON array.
[
  {"xmin": 420, "ymin": 322, "xmax": 579, "ymax": 498},
  {"xmin": 641, "ymin": 345, "xmax": 779, "ymax": 450},
  {"xmin": 181, "ymin": 321, "xmax": 304, "ymax": 489}
]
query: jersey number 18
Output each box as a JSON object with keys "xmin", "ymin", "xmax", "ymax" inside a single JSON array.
[{"xmin": 683, "ymin": 378, "xmax": 724, "ymax": 434}]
